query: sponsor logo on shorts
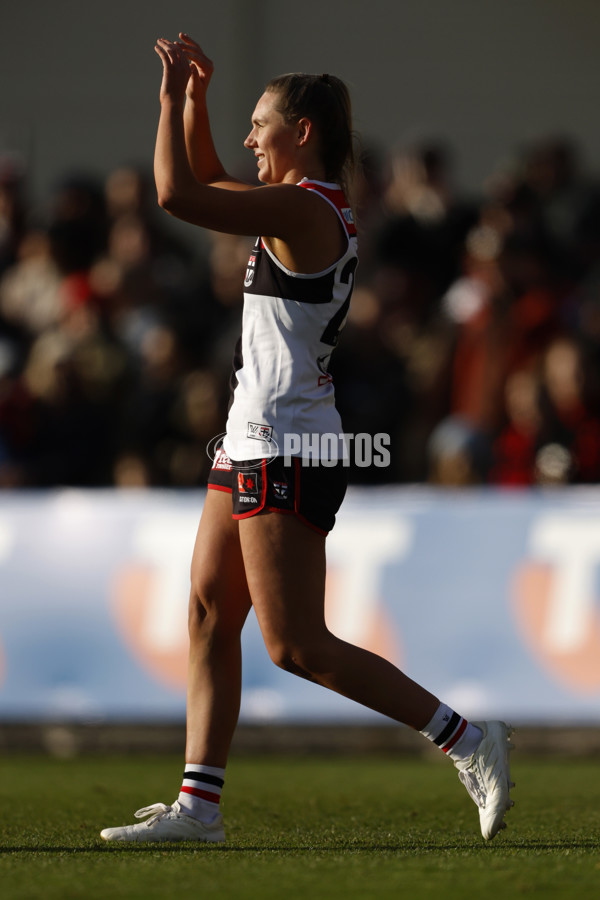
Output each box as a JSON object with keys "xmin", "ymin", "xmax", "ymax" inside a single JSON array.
[
  {"xmin": 238, "ymin": 472, "xmax": 258, "ymax": 494},
  {"xmin": 212, "ymin": 447, "xmax": 233, "ymax": 471},
  {"xmin": 247, "ymin": 422, "xmax": 273, "ymax": 442}
]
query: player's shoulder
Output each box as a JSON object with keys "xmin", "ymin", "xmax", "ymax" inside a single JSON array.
[{"xmin": 299, "ymin": 179, "xmax": 356, "ymax": 236}]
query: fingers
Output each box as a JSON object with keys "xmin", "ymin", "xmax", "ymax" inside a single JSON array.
[
  {"xmin": 178, "ymin": 32, "xmax": 203, "ymax": 51},
  {"xmin": 156, "ymin": 38, "xmax": 182, "ymax": 62},
  {"xmin": 155, "ymin": 33, "xmax": 212, "ymax": 100},
  {"xmin": 155, "ymin": 37, "xmax": 191, "ymax": 72},
  {"xmin": 177, "ymin": 32, "xmax": 214, "ymax": 71}
]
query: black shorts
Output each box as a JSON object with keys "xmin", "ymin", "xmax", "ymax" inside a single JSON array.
[{"xmin": 207, "ymin": 446, "xmax": 347, "ymax": 535}]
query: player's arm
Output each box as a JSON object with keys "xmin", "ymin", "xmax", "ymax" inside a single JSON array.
[
  {"xmin": 178, "ymin": 34, "xmax": 250, "ymax": 191},
  {"xmin": 153, "ymin": 38, "xmax": 319, "ymax": 239}
]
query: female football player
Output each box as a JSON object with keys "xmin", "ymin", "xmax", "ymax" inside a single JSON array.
[{"xmin": 101, "ymin": 34, "xmax": 513, "ymax": 844}]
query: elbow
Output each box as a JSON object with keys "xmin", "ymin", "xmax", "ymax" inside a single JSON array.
[
  {"xmin": 156, "ymin": 189, "xmax": 177, "ymax": 213},
  {"xmin": 156, "ymin": 189, "xmax": 197, "ymax": 225}
]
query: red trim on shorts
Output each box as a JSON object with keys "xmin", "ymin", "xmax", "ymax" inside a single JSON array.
[
  {"xmin": 261, "ymin": 458, "xmax": 268, "ymax": 503},
  {"xmin": 296, "ymin": 512, "xmax": 328, "ymax": 536},
  {"xmin": 179, "ymin": 785, "xmax": 221, "ymax": 804},
  {"xmin": 207, "ymin": 484, "xmax": 232, "ymax": 494},
  {"xmin": 232, "ymin": 508, "xmax": 257, "ymax": 520}
]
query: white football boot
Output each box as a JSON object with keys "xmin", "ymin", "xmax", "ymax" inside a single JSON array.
[
  {"xmin": 100, "ymin": 800, "xmax": 225, "ymax": 843},
  {"xmin": 454, "ymin": 720, "xmax": 515, "ymax": 839}
]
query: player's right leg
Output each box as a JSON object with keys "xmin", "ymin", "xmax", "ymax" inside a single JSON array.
[
  {"xmin": 185, "ymin": 486, "xmax": 252, "ymax": 766},
  {"xmin": 101, "ymin": 488, "xmax": 252, "ymax": 843}
]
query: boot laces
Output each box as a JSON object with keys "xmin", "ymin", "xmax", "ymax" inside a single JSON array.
[
  {"xmin": 134, "ymin": 803, "xmax": 175, "ymax": 826},
  {"xmin": 458, "ymin": 769, "xmax": 486, "ymax": 809}
]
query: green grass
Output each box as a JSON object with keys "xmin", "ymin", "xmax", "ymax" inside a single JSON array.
[{"xmin": 1, "ymin": 753, "xmax": 599, "ymax": 899}]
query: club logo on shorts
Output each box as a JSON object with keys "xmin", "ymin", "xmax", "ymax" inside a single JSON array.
[
  {"xmin": 273, "ymin": 481, "xmax": 289, "ymax": 500},
  {"xmin": 247, "ymin": 422, "xmax": 273, "ymax": 442},
  {"xmin": 238, "ymin": 471, "xmax": 258, "ymax": 495}
]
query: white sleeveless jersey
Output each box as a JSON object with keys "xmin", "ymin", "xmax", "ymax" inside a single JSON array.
[{"xmin": 222, "ymin": 179, "xmax": 358, "ymax": 461}]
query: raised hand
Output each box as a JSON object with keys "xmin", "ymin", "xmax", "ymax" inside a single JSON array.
[
  {"xmin": 177, "ymin": 33, "xmax": 214, "ymax": 101},
  {"xmin": 154, "ymin": 38, "xmax": 192, "ymax": 104}
]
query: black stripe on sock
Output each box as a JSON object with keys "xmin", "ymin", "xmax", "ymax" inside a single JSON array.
[
  {"xmin": 434, "ymin": 712, "xmax": 461, "ymax": 747},
  {"xmin": 182, "ymin": 771, "xmax": 224, "ymax": 788}
]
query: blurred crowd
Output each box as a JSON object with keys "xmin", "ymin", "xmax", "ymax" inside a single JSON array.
[{"xmin": 2, "ymin": 133, "xmax": 600, "ymax": 489}]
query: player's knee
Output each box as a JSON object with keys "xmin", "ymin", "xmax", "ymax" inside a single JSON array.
[
  {"xmin": 188, "ymin": 590, "xmax": 210, "ymax": 638},
  {"xmin": 263, "ymin": 636, "xmax": 293, "ymax": 671},
  {"xmin": 272, "ymin": 648, "xmax": 299, "ymax": 674},
  {"xmin": 265, "ymin": 638, "xmax": 322, "ymax": 681},
  {"xmin": 188, "ymin": 587, "xmax": 228, "ymax": 643}
]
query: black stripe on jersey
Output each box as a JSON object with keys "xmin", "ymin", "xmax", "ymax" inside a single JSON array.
[
  {"xmin": 434, "ymin": 712, "xmax": 461, "ymax": 747},
  {"xmin": 245, "ymin": 240, "xmax": 336, "ymax": 304},
  {"xmin": 228, "ymin": 335, "xmax": 243, "ymax": 408}
]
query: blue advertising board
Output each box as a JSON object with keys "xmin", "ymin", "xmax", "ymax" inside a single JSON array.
[{"xmin": 1, "ymin": 487, "xmax": 600, "ymax": 724}]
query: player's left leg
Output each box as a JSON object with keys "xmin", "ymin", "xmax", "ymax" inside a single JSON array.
[
  {"xmin": 238, "ymin": 511, "xmax": 439, "ymax": 728},
  {"xmin": 238, "ymin": 511, "xmax": 514, "ymax": 839}
]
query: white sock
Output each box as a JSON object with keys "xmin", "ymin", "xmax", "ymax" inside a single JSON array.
[
  {"xmin": 177, "ymin": 764, "xmax": 225, "ymax": 823},
  {"xmin": 420, "ymin": 702, "xmax": 483, "ymax": 762}
]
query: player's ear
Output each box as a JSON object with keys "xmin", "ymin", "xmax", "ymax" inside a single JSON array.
[{"xmin": 296, "ymin": 117, "xmax": 313, "ymax": 146}]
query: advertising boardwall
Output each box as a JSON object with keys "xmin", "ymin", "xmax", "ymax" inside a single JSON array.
[{"xmin": 1, "ymin": 488, "xmax": 600, "ymax": 724}]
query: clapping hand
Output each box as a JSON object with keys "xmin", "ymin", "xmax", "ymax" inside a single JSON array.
[{"xmin": 154, "ymin": 37, "xmax": 192, "ymax": 104}]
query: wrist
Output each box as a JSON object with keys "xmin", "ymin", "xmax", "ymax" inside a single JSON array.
[
  {"xmin": 161, "ymin": 94, "xmax": 186, "ymax": 111},
  {"xmin": 185, "ymin": 91, "xmax": 208, "ymax": 108}
]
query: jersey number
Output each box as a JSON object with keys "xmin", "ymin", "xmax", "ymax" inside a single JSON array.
[{"xmin": 320, "ymin": 258, "xmax": 358, "ymax": 347}]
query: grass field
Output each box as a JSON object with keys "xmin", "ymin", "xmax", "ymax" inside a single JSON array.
[{"xmin": 1, "ymin": 752, "xmax": 599, "ymax": 899}]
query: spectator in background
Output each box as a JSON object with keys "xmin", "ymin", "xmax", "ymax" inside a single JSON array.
[
  {"xmin": 489, "ymin": 369, "xmax": 543, "ymax": 486},
  {"xmin": 0, "ymin": 228, "xmax": 63, "ymax": 341},
  {"xmin": 514, "ymin": 136, "xmax": 600, "ymax": 281},
  {"xmin": 443, "ymin": 217, "xmax": 566, "ymax": 439},
  {"xmin": 427, "ymin": 415, "xmax": 491, "ymax": 486},
  {"xmin": 538, "ymin": 336, "xmax": 600, "ymax": 483},
  {"xmin": 378, "ymin": 140, "xmax": 479, "ymax": 294},
  {"xmin": 341, "ymin": 140, "xmax": 478, "ymax": 481}
]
